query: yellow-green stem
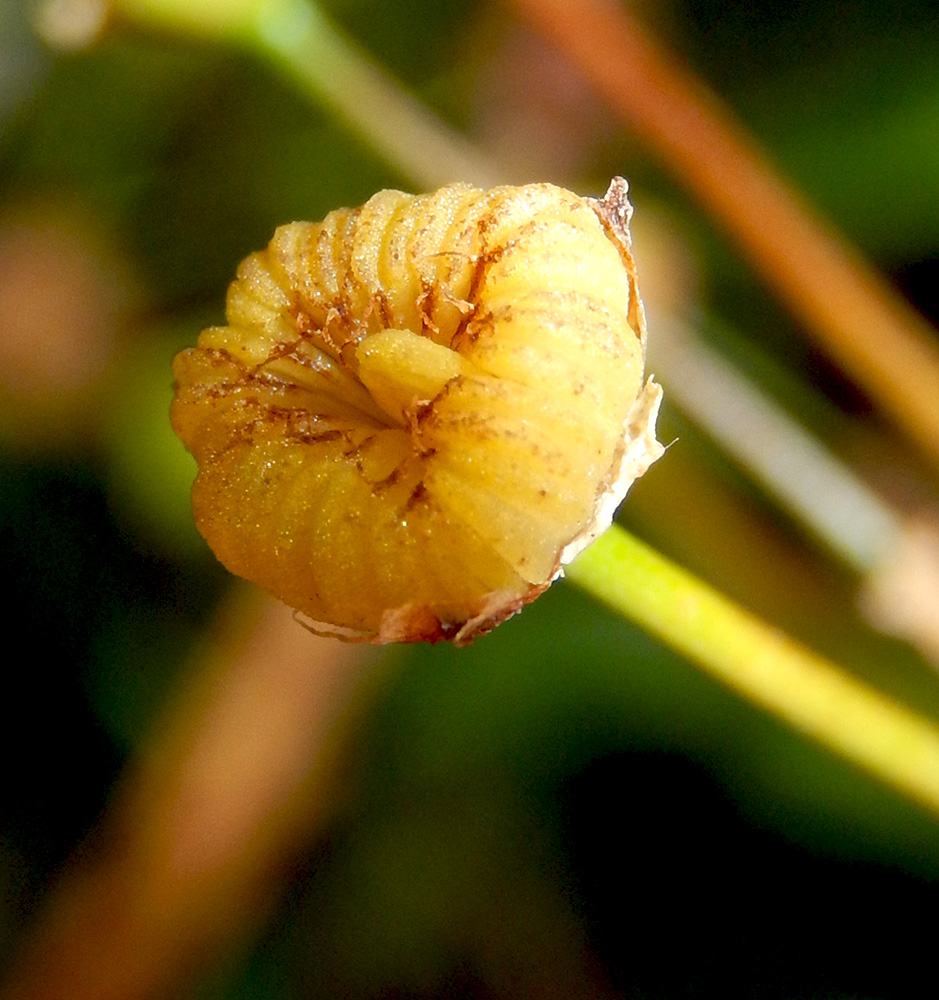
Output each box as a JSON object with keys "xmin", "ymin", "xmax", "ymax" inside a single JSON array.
[{"xmin": 568, "ymin": 525, "xmax": 939, "ymax": 819}]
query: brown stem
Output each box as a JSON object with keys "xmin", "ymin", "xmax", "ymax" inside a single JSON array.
[
  {"xmin": 508, "ymin": 0, "xmax": 939, "ymax": 471},
  {"xmin": 2, "ymin": 588, "xmax": 381, "ymax": 1000}
]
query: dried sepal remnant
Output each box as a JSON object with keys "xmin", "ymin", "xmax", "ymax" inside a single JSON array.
[{"xmin": 171, "ymin": 179, "xmax": 663, "ymax": 644}]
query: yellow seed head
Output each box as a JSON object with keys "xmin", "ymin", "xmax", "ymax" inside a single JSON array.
[{"xmin": 171, "ymin": 179, "xmax": 663, "ymax": 643}]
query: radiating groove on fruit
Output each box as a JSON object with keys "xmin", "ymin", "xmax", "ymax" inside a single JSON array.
[{"xmin": 172, "ymin": 178, "xmax": 663, "ymax": 644}]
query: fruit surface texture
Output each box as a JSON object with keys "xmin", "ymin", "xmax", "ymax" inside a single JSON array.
[{"xmin": 171, "ymin": 179, "xmax": 662, "ymax": 643}]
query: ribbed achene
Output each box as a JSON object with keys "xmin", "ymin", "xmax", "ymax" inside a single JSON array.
[{"xmin": 171, "ymin": 179, "xmax": 662, "ymax": 643}]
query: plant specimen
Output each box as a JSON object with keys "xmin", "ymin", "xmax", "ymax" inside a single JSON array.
[{"xmin": 172, "ymin": 179, "xmax": 662, "ymax": 643}]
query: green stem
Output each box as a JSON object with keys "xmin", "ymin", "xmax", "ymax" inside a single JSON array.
[
  {"xmin": 250, "ymin": 0, "xmax": 501, "ymax": 191},
  {"xmin": 567, "ymin": 525, "xmax": 939, "ymax": 818},
  {"xmin": 115, "ymin": 0, "xmax": 499, "ymax": 189}
]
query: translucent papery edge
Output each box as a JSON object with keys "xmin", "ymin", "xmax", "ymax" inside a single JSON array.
[{"xmin": 558, "ymin": 376, "xmax": 664, "ymax": 569}]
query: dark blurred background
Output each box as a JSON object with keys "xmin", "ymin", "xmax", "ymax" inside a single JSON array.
[{"xmin": 3, "ymin": 1, "xmax": 939, "ymax": 996}]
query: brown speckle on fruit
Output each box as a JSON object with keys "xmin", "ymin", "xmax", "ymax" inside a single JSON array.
[{"xmin": 171, "ymin": 179, "xmax": 663, "ymax": 644}]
